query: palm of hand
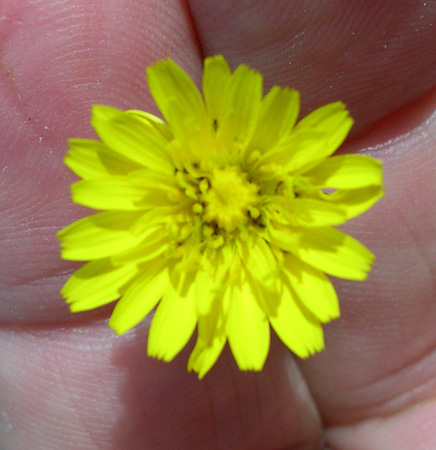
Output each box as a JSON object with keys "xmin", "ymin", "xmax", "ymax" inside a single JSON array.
[{"xmin": 1, "ymin": 1, "xmax": 436, "ymax": 449}]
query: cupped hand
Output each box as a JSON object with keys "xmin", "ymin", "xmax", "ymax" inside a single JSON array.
[{"xmin": 1, "ymin": 1, "xmax": 436, "ymax": 449}]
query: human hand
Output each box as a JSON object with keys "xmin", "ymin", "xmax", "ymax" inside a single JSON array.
[{"xmin": 1, "ymin": 1, "xmax": 436, "ymax": 449}]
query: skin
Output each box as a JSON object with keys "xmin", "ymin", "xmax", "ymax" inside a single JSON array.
[{"xmin": 0, "ymin": 0, "xmax": 435, "ymax": 448}]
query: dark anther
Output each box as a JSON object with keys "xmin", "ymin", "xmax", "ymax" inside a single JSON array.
[
  {"xmin": 212, "ymin": 222, "xmax": 219, "ymax": 235},
  {"xmin": 213, "ymin": 119, "xmax": 218, "ymax": 131},
  {"xmin": 253, "ymin": 215, "xmax": 266, "ymax": 229}
]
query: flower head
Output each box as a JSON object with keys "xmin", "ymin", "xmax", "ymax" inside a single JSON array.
[{"xmin": 58, "ymin": 56, "xmax": 383, "ymax": 377}]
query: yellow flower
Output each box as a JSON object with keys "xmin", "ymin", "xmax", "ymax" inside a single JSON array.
[{"xmin": 58, "ymin": 56, "xmax": 383, "ymax": 378}]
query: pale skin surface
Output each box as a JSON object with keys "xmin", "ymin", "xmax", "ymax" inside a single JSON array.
[{"xmin": 0, "ymin": 0, "xmax": 436, "ymax": 448}]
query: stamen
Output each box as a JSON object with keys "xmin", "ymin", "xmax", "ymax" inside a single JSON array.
[
  {"xmin": 211, "ymin": 236, "xmax": 224, "ymax": 248},
  {"xmin": 247, "ymin": 150, "xmax": 261, "ymax": 165},
  {"xmin": 248, "ymin": 206, "xmax": 260, "ymax": 219},
  {"xmin": 199, "ymin": 178, "xmax": 209, "ymax": 193},
  {"xmin": 185, "ymin": 186, "xmax": 198, "ymax": 200},
  {"xmin": 193, "ymin": 203, "xmax": 203, "ymax": 214}
]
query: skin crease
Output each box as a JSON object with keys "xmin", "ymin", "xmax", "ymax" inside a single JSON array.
[{"xmin": 0, "ymin": 0, "xmax": 435, "ymax": 448}]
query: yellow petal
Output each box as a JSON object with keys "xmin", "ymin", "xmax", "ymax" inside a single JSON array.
[
  {"xmin": 282, "ymin": 253, "xmax": 339, "ymax": 323},
  {"xmin": 267, "ymin": 226, "xmax": 299, "ymax": 252},
  {"xmin": 257, "ymin": 129, "xmax": 326, "ymax": 174},
  {"xmin": 269, "ymin": 282, "xmax": 324, "ymax": 358},
  {"xmin": 195, "ymin": 247, "xmax": 232, "ymax": 315},
  {"xmin": 65, "ymin": 139, "xmax": 141, "ymax": 180},
  {"xmin": 238, "ymin": 235, "xmax": 278, "ymax": 289},
  {"xmin": 58, "ymin": 211, "xmax": 143, "ymax": 260},
  {"xmin": 294, "ymin": 101, "xmax": 353, "ymax": 166},
  {"xmin": 248, "ymin": 86, "xmax": 300, "ymax": 153},
  {"xmin": 126, "ymin": 109, "xmax": 173, "ymax": 140},
  {"xmin": 128, "ymin": 168, "xmax": 178, "ymax": 190},
  {"xmin": 292, "ymin": 199, "xmax": 347, "ymax": 227},
  {"xmin": 62, "ymin": 259, "xmax": 138, "ymax": 311},
  {"xmin": 248, "ymin": 274, "xmax": 282, "ymax": 320},
  {"xmin": 202, "ymin": 55, "xmax": 232, "ymax": 127},
  {"xmin": 187, "ymin": 330, "xmax": 226, "ymax": 379},
  {"xmin": 238, "ymin": 236, "xmax": 281, "ymax": 317},
  {"xmin": 146, "ymin": 58, "xmax": 206, "ymax": 126},
  {"xmin": 262, "ymin": 102, "xmax": 352, "ymax": 174},
  {"xmin": 148, "ymin": 272, "xmax": 197, "ymax": 362},
  {"xmin": 189, "ymin": 288, "xmax": 230, "ymax": 377},
  {"xmin": 306, "ymin": 154, "xmax": 383, "ymax": 189},
  {"xmin": 91, "ymin": 105, "xmax": 173, "ymax": 173},
  {"xmin": 195, "ymin": 269, "xmax": 216, "ymax": 316},
  {"xmin": 71, "ymin": 176, "xmax": 147, "ymax": 210},
  {"xmin": 146, "ymin": 59, "xmax": 212, "ymax": 156},
  {"xmin": 109, "ymin": 260, "xmax": 168, "ymax": 335},
  {"xmin": 128, "ymin": 205, "xmax": 183, "ymax": 236},
  {"xmin": 71, "ymin": 175, "xmax": 175, "ymax": 211},
  {"xmin": 267, "ymin": 197, "xmax": 347, "ymax": 227},
  {"xmin": 324, "ymin": 186, "xmax": 385, "ymax": 219},
  {"xmin": 111, "ymin": 231, "xmax": 168, "ymax": 266},
  {"xmin": 293, "ymin": 227, "xmax": 375, "ymax": 280},
  {"xmin": 217, "ymin": 64, "xmax": 262, "ymax": 149},
  {"xmin": 226, "ymin": 278, "xmax": 270, "ymax": 371}
]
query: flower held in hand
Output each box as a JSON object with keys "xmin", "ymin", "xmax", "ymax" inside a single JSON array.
[{"xmin": 58, "ymin": 55, "xmax": 383, "ymax": 377}]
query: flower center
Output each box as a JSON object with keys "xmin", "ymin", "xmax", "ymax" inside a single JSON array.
[{"xmin": 201, "ymin": 166, "xmax": 260, "ymax": 232}]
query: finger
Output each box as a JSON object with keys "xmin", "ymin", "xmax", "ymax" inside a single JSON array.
[
  {"xmin": 327, "ymin": 398, "xmax": 436, "ymax": 450},
  {"xmin": 298, "ymin": 88, "xmax": 436, "ymax": 424},
  {"xmin": 188, "ymin": 0, "xmax": 436, "ymax": 134},
  {"xmin": 0, "ymin": 2, "xmax": 324, "ymax": 449},
  {"xmin": 0, "ymin": 324, "xmax": 322, "ymax": 450},
  {"xmin": 0, "ymin": 0, "xmax": 201, "ymax": 322},
  {"xmin": 189, "ymin": 0, "xmax": 436, "ymax": 430}
]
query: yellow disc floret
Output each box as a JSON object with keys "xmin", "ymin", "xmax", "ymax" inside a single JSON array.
[{"xmin": 202, "ymin": 166, "xmax": 259, "ymax": 233}]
